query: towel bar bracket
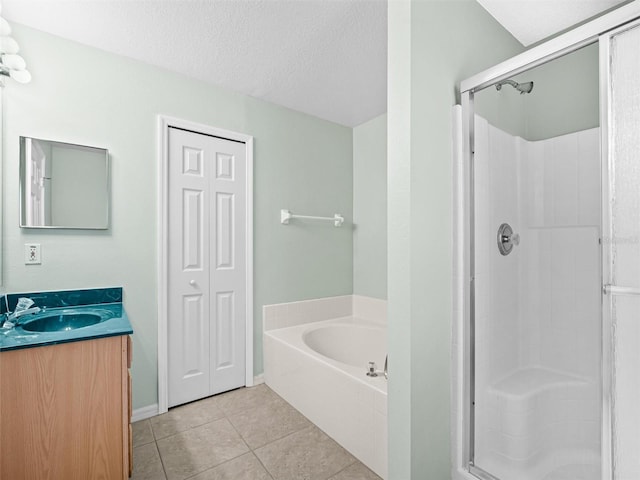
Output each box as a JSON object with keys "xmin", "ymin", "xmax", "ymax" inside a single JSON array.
[{"xmin": 280, "ymin": 209, "xmax": 344, "ymax": 227}]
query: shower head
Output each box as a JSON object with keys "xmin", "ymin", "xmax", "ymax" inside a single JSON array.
[
  {"xmin": 516, "ymin": 81, "xmax": 534, "ymax": 94},
  {"xmin": 495, "ymin": 79, "xmax": 534, "ymax": 95}
]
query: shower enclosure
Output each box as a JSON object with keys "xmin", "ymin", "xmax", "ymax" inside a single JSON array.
[{"xmin": 454, "ymin": 6, "xmax": 640, "ymax": 480}]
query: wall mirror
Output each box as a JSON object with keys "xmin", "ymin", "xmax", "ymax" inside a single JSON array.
[{"xmin": 20, "ymin": 137, "xmax": 110, "ymax": 229}]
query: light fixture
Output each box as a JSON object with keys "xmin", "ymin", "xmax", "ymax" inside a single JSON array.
[
  {"xmin": 0, "ymin": 12, "xmax": 31, "ymax": 85},
  {"xmin": 0, "ymin": 18, "xmax": 11, "ymax": 37},
  {"xmin": 2, "ymin": 53, "xmax": 25, "ymax": 70},
  {"xmin": 0, "ymin": 36, "xmax": 18, "ymax": 54},
  {"xmin": 9, "ymin": 69, "xmax": 31, "ymax": 84}
]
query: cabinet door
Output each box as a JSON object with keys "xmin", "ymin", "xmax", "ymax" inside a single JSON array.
[
  {"xmin": 0, "ymin": 337, "xmax": 125, "ymax": 479},
  {"xmin": 123, "ymin": 335, "xmax": 133, "ymax": 478}
]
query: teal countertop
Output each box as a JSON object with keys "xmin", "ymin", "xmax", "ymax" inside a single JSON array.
[{"xmin": 0, "ymin": 303, "xmax": 133, "ymax": 352}]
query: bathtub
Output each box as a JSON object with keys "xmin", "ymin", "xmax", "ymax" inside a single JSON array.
[{"xmin": 263, "ymin": 295, "xmax": 388, "ymax": 479}]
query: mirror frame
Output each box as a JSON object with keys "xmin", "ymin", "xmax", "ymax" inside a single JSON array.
[{"xmin": 19, "ymin": 137, "xmax": 110, "ymax": 230}]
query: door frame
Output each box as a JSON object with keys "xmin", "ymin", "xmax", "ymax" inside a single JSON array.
[
  {"xmin": 455, "ymin": 2, "xmax": 640, "ymax": 479},
  {"xmin": 157, "ymin": 115, "xmax": 254, "ymax": 414}
]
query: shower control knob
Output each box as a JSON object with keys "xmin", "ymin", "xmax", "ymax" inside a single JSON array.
[{"xmin": 497, "ymin": 223, "xmax": 519, "ymax": 256}]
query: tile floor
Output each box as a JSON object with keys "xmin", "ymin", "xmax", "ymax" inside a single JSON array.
[{"xmin": 132, "ymin": 384, "xmax": 382, "ymax": 480}]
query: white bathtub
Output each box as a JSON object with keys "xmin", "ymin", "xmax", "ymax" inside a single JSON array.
[
  {"xmin": 263, "ymin": 295, "xmax": 388, "ymax": 479},
  {"xmin": 303, "ymin": 322, "xmax": 387, "ymax": 372}
]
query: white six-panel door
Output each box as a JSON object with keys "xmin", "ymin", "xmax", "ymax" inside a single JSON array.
[{"xmin": 168, "ymin": 127, "xmax": 246, "ymax": 407}]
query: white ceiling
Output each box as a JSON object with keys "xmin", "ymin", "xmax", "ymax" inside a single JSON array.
[
  {"xmin": 0, "ymin": 1, "xmax": 631, "ymax": 127},
  {"xmin": 2, "ymin": 0, "xmax": 387, "ymax": 128},
  {"xmin": 476, "ymin": 0, "xmax": 629, "ymax": 46}
]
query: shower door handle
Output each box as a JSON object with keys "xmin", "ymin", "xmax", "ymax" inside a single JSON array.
[{"xmin": 603, "ymin": 284, "xmax": 640, "ymax": 296}]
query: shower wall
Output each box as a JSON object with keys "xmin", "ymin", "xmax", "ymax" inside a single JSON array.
[
  {"xmin": 474, "ymin": 115, "xmax": 601, "ymax": 479},
  {"xmin": 474, "ymin": 115, "xmax": 522, "ymax": 473},
  {"xmin": 474, "ymin": 116, "xmax": 522, "ymax": 386},
  {"xmin": 521, "ymin": 129, "xmax": 600, "ymax": 379}
]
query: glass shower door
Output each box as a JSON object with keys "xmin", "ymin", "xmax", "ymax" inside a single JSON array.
[
  {"xmin": 464, "ymin": 12, "xmax": 640, "ymax": 480},
  {"xmin": 602, "ymin": 20, "xmax": 640, "ymax": 480},
  {"xmin": 471, "ymin": 112, "xmax": 602, "ymax": 480},
  {"xmin": 469, "ymin": 40, "xmax": 603, "ymax": 479}
]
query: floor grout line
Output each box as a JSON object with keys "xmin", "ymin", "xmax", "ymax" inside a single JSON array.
[
  {"xmin": 180, "ymin": 452, "xmax": 259, "ymax": 480},
  {"xmin": 149, "ymin": 407, "xmax": 229, "ymax": 442},
  {"xmin": 153, "ymin": 440, "xmax": 170, "ymax": 480},
  {"xmin": 159, "ymin": 416, "xmax": 251, "ymax": 480},
  {"xmin": 220, "ymin": 387, "xmax": 313, "ymax": 480},
  {"xmin": 252, "ymin": 452, "xmax": 276, "ymax": 480},
  {"xmin": 326, "ymin": 458, "xmax": 360, "ymax": 480},
  {"xmin": 224, "ymin": 412, "xmax": 253, "ymax": 453},
  {"xmin": 254, "ymin": 423, "xmax": 316, "ymax": 452},
  {"xmin": 133, "ymin": 385, "xmax": 379, "ymax": 480},
  {"xmin": 150, "ymin": 418, "xmax": 160, "ymax": 443},
  {"xmin": 227, "ymin": 414, "xmax": 313, "ymax": 452}
]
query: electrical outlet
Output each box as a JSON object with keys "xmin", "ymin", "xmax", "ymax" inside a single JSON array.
[{"xmin": 25, "ymin": 244, "xmax": 41, "ymax": 265}]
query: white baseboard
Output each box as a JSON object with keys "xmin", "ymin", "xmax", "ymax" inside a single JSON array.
[
  {"xmin": 132, "ymin": 403, "xmax": 159, "ymax": 423},
  {"xmin": 133, "ymin": 378, "xmax": 263, "ymax": 423}
]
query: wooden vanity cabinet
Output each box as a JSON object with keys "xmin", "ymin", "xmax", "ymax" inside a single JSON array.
[{"xmin": 0, "ymin": 335, "xmax": 133, "ymax": 479}]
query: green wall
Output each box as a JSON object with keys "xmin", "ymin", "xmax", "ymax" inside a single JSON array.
[
  {"xmin": 475, "ymin": 42, "xmax": 599, "ymax": 141},
  {"xmin": 474, "ymin": 78, "xmax": 527, "ymax": 138},
  {"xmin": 387, "ymin": 1, "xmax": 524, "ymax": 477},
  {"xmin": 353, "ymin": 113, "xmax": 387, "ymax": 300},
  {"xmin": 3, "ymin": 24, "xmax": 353, "ymax": 410},
  {"xmin": 522, "ymin": 42, "xmax": 599, "ymax": 140}
]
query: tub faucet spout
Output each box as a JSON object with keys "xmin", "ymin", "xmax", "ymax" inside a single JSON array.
[{"xmin": 366, "ymin": 361, "xmax": 387, "ymax": 379}]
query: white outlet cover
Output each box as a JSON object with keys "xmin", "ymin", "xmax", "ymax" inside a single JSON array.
[{"xmin": 25, "ymin": 243, "xmax": 41, "ymax": 265}]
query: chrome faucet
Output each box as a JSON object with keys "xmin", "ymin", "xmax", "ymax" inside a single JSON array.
[
  {"xmin": 366, "ymin": 356, "xmax": 389, "ymax": 379},
  {"xmin": 4, "ymin": 298, "xmax": 41, "ymax": 327},
  {"xmin": 7, "ymin": 306, "xmax": 42, "ymax": 323}
]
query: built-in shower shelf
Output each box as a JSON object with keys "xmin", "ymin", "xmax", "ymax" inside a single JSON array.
[
  {"xmin": 542, "ymin": 461, "xmax": 600, "ymax": 480},
  {"xmin": 480, "ymin": 367, "xmax": 599, "ymax": 471},
  {"xmin": 489, "ymin": 367, "xmax": 588, "ymax": 399}
]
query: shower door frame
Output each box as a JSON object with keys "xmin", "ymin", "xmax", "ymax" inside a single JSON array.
[
  {"xmin": 599, "ymin": 18, "xmax": 640, "ymax": 480},
  {"xmin": 455, "ymin": 3, "xmax": 640, "ymax": 480}
]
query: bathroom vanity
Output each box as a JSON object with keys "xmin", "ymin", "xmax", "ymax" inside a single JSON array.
[{"xmin": 0, "ymin": 288, "xmax": 133, "ymax": 479}]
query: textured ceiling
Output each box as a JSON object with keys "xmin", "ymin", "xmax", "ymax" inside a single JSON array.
[
  {"xmin": 2, "ymin": 1, "xmax": 630, "ymax": 126},
  {"xmin": 2, "ymin": 0, "xmax": 387, "ymax": 127},
  {"xmin": 477, "ymin": 0, "xmax": 628, "ymax": 46}
]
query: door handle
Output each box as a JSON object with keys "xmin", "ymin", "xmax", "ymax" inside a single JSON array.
[
  {"xmin": 603, "ymin": 284, "xmax": 640, "ymax": 296},
  {"xmin": 189, "ymin": 280, "xmax": 196, "ymax": 286}
]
